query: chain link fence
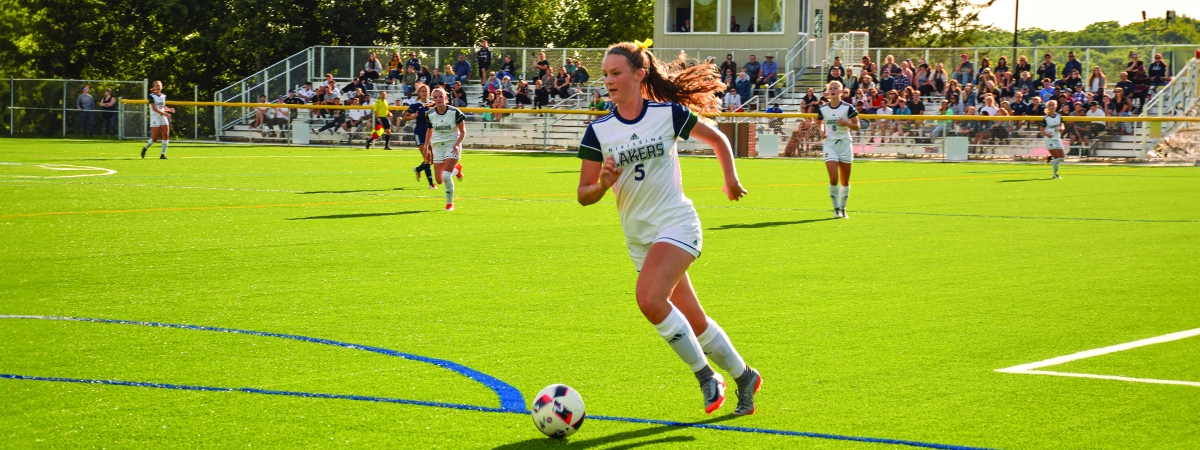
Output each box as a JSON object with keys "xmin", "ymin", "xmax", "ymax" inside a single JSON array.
[{"xmin": 3, "ymin": 78, "xmax": 147, "ymax": 139}]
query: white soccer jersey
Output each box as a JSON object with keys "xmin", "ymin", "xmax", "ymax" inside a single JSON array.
[
  {"xmin": 148, "ymin": 92, "xmax": 169, "ymax": 126},
  {"xmin": 577, "ymin": 100, "xmax": 700, "ymax": 244},
  {"xmin": 427, "ymin": 105, "xmax": 466, "ymax": 144},
  {"xmin": 815, "ymin": 101, "xmax": 858, "ymax": 141},
  {"xmin": 1041, "ymin": 114, "xmax": 1063, "ymax": 140}
]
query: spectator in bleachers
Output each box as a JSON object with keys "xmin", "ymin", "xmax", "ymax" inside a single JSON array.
[
  {"xmin": 454, "ymin": 54, "xmax": 472, "ymax": 83},
  {"xmin": 501, "ymin": 55, "xmax": 517, "ymax": 77},
  {"xmin": 881, "ymin": 54, "xmax": 900, "ymax": 75},
  {"xmin": 491, "ymin": 86, "xmax": 507, "ymax": 121},
  {"xmin": 483, "ymin": 72, "xmax": 500, "ymax": 104},
  {"xmin": 928, "ymin": 63, "xmax": 948, "ymax": 95},
  {"xmin": 344, "ymin": 97, "xmax": 366, "ymax": 133},
  {"xmin": 914, "ymin": 64, "xmax": 930, "ymax": 91},
  {"xmin": 930, "ymin": 100, "xmax": 952, "ymax": 137},
  {"xmin": 565, "ymin": 58, "xmax": 577, "ymax": 83},
  {"xmin": 994, "ymin": 56, "xmax": 1010, "ymax": 74},
  {"xmin": 1037, "ymin": 53, "xmax": 1057, "ymax": 82},
  {"xmin": 1015, "ymin": 70, "xmax": 1035, "ymax": 98},
  {"xmin": 866, "ymin": 87, "xmax": 884, "ymax": 113},
  {"xmin": 724, "ymin": 86, "xmax": 742, "ymax": 112},
  {"xmin": 252, "ymin": 94, "xmax": 269, "ymax": 128},
  {"xmin": 979, "ymin": 94, "xmax": 998, "ymax": 116},
  {"xmin": 1010, "ymin": 91, "xmax": 1029, "ymax": 130},
  {"xmin": 1071, "ymin": 84, "xmax": 1087, "ymax": 108},
  {"xmin": 359, "ymin": 71, "xmax": 375, "ymax": 91},
  {"xmin": 1111, "ymin": 87, "xmax": 1132, "ymax": 132},
  {"xmin": 906, "ymin": 87, "xmax": 925, "ymax": 116},
  {"xmin": 515, "ymin": 80, "xmax": 532, "ymax": 109},
  {"xmin": 1038, "ymin": 78, "xmax": 1055, "ymax": 102},
  {"xmin": 403, "ymin": 66, "xmax": 418, "ymax": 97},
  {"xmin": 1088, "ymin": 66, "xmax": 1106, "ymax": 97},
  {"xmin": 975, "ymin": 67, "xmax": 994, "ymax": 88},
  {"xmin": 735, "ymin": 68, "xmax": 752, "ymax": 103},
  {"xmin": 1086, "ymin": 101, "xmax": 1106, "ymax": 138},
  {"xmin": 878, "ymin": 69, "xmax": 894, "ymax": 94},
  {"xmin": 982, "ymin": 80, "xmax": 1001, "ymax": 102},
  {"xmin": 1062, "ymin": 51, "xmax": 1082, "ymax": 80},
  {"xmin": 953, "ymin": 53, "xmax": 974, "ymax": 86},
  {"xmin": 1061, "ymin": 70, "xmax": 1082, "ymax": 91},
  {"xmin": 264, "ymin": 96, "xmax": 289, "ymax": 137},
  {"xmin": 387, "ymin": 52, "xmax": 403, "ymax": 85},
  {"xmin": 719, "ymin": 54, "xmax": 737, "ymax": 79},
  {"xmin": 298, "ymin": 82, "xmax": 315, "ymax": 103},
  {"xmin": 947, "ymin": 93, "xmax": 964, "ymax": 115},
  {"xmin": 861, "ymin": 55, "xmax": 877, "ymax": 79},
  {"xmin": 312, "ymin": 98, "xmax": 345, "ymax": 135},
  {"xmin": 477, "ymin": 40, "xmax": 492, "ymax": 82},
  {"xmin": 1115, "ymin": 71, "xmax": 1134, "ymax": 101},
  {"xmin": 1148, "ymin": 53, "xmax": 1171, "ymax": 88},
  {"xmin": 441, "ymin": 66, "xmax": 457, "ymax": 87},
  {"xmin": 829, "ymin": 57, "xmax": 844, "ymax": 78},
  {"xmin": 827, "ymin": 66, "xmax": 844, "ymax": 84},
  {"xmin": 418, "ymin": 67, "xmax": 432, "ymax": 86},
  {"xmin": 283, "ymin": 89, "xmax": 305, "ymax": 120},
  {"xmin": 344, "ymin": 77, "xmax": 365, "ymax": 100},
  {"xmin": 758, "ymin": 55, "xmax": 777, "ymax": 89},
  {"xmin": 364, "ymin": 53, "xmax": 383, "ymax": 81},
  {"xmin": 855, "ymin": 74, "xmax": 875, "ymax": 95},
  {"xmin": 500, "ymin": 76, "xmax": 515, "ymax": 101},
  {"xmin": 405, "ymin": 52, "xmax": 422, "ymax": 74},
  {"xmin": 801, "ymin": 87, "xmax": 819, "ymax": 113},
  {"xmin": 430, "ymin": 69, "xmax": 444, "ymax": 89},
  {"xmin": 585, "ymin": 91, "xmax": 605, "ymax": 123},
  {"xmin": 553, "ymin": 67, "xmax": 571, "ymax": 99},
  {"xmin": 892, "ymin": 67, "xmax": 910, "ymax": 92},
  {"xmin": 730, "ymin": 15, "xmax": 740, "ymax": 32},
  {"xmin": 996, "ymin": 71, "xmax": 1014, "ymax": 99},
  {"xmin": 451, "ymin": 81, "xmax": 468, "ymax": 107},
  {"xmin": 534, "ymin": 78, "xmax": 550, "ymax": 109},
  {"xmin": 1014, "ymin": 55, "xmax": 1032, "ymax": 77},
  {"xmin": 573, "ymin": 62, "xmax": 590, "ymax": 85},
  {"xmin": 722, "ymin": 69, "xmax": 735, "ymax": 93},
  {"xmin": 743, "ymin": 55, "xmax": 761, "ymax": 87},
  {"xmin": 978, "ymin": 57, "xmax": 991, "ymax": 76}
]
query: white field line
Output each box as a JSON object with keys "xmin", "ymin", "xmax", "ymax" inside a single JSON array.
[
  {"xmin": 997, "ymin": 327, "xmax": 1200, "ymax": 387},
  {"xmin": 0, "ymin": 163, "xmax": 116, "ymax": 179}
]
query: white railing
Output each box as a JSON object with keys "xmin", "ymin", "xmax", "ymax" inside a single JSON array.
[{"xmin": 1138, "ymin": 57, "xmax": 1199, "ymax": 156}]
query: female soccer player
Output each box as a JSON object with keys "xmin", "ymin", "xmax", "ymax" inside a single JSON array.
[
  {"xmin": 141, "ymin": 80, "xmax": 175, "ymax": 159},
  {"xmin": 576, "ymin": 41, "xmax": 760, "ymax": 415},
  {"xmin": 1040, "ymin": 100, "xmax": 1065, "ymax": 179},
  {"xmin": 365, "ymin": 90, "xmax": 392, "ymax": 150},
  {"xmin": 405, "ymin": 84, "xmax": 436, "ymax": 189},
  {"xmin": 816, "ymin": 80, "xmax": 861, "ymax": 218},
  {"xmin": 425, "ymin": 87, "xmax": 465, "ymax": 210}
]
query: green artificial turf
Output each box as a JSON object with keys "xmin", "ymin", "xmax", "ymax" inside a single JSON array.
[{"xmin": 1, "ymin": 138, "xmax": 1198, "ymax": 449}]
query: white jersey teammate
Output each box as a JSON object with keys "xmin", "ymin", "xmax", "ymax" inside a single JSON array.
[
  {"xmin": 141, "ymin": 80, "xmax": 175, "ymax": 159},
  {"xmin": 424, "ymin": 88, "xmax": 466, "ymax": 210},
  {"xmin": 1040, "ymin": 100, "xmax": 1066, "ymax": 179},
  {"xmin": 577, "ymin": 40, "xmax": 761, "ymax": 416},
  {"xmin": 816, "ymin": 81, "xmax": 861, "ymax": 218}
]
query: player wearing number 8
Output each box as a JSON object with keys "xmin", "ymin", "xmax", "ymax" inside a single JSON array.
[
  {"xmin": 576, "ymin": 40, "xmax": 762, "ymax": 416},
  {"xmin": 817, "ymin": 80, "xmax": 861, "ymax": 219}
]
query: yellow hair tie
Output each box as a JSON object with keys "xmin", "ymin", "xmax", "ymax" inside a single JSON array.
[{"xmin": 633, "ymin": 39, "xmax": 653, "ymax": 51}]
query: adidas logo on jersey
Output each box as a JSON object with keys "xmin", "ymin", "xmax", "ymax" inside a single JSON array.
[{"xmin": 629, "ymin": 133, "xmax": 639, "ymax": 140}]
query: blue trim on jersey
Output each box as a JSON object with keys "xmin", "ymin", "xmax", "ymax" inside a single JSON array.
[
  {"xmin": 590, "ymin": 113, "xmax": 615, "ymax": 125},
  {"xmin": 613, "ymin": 99, "xmax": 651, "ymax": 125}
]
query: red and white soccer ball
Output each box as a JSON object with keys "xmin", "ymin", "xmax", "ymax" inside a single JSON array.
[{"xmin": 530, "ymin": 384, "xmax": 586, "ymax": 439}]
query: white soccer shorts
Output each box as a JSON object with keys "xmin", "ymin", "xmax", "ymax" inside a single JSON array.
[
  {"xmin": 150, "ymin": 115, "xmax": 170, "ymax": 127},
  {"xmin": 431, "ymin": 140, "xmax": 461, "ymax": 163},
  {"xmin": 626, "ymin": 223, "xmax": 703, "ymax": 272},
  {"xmin": 1045, "ymin": 137, "xmax": 1064, "ymax": 150},
  {"xmin": 823, "ymin": 138, "xmax": 853, "ymax": 163}
]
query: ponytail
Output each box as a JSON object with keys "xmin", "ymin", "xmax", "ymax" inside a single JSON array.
[{"xmin": 607, "ymin": 42, "xmax": 724, "ymax": 114}]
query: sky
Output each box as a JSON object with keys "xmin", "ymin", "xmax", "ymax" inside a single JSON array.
[{"xmin": 976, "ymin": 0, "xmax": 1199, "ymax": 32}]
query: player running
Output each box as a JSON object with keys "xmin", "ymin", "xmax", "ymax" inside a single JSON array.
[
  {"xmin": 141, "ymin": 80, "xmax": 175, "ymax": 159},
  {"xmin": 425, "ymin": 87, "xmax": 465, "ymax": 211},
  {"xmin": 816, "ymin": 80, "xmax": 861, "ymax": 218},
  {"xmin": 576, "ymin": 40, "xmax": 761, "ymax": 416},
  {"xmin": 405, "ymin": 84, "xmax": 437, "ymax": 189},
  {"xmin": 365, "ymin": 90, "xmax": 393, "ymax": 150},
  {"xmin": 1040, "ymin": 100, "xmax": 1066, "ymax": 179}
]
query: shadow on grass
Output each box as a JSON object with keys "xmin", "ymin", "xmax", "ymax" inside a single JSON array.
[
  {"xmin": 997, "ymin": 178, "xmax": 1053, "ymax": 183},
  {"xmin": 286, "ymin": 211, "xmax": 426, "ymax": 220},
  {"xmin": 492, "ymin": 415, "xmax": 739, "ymax": 449},
  {"xmin": 547, "ymin": 170, "xmax": 580, "ymax": 174},
  {"xmin": 710, "ymin": 217, "xmax": 836, "ymax": 230},
  {"xmin": 299, "ymin": 187, "xmax": 412, "ymax": 194}
]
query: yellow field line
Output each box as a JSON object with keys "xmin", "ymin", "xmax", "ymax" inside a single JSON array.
[{"xmin": 0, "ymin": 198, "xmax": 435, "ymax": 219}]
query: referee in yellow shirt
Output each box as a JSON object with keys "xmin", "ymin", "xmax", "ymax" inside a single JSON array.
[{"xmin": 366, "ymin": 90, "xmax": 393, "ymax": 149}]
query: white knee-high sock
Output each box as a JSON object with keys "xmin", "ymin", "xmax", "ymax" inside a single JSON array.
[
  {"xmin": 696, "ymin": 317, "xmax": 746, "ymax": 379},
  {"xmin": 160, "ymin": 140, "xmax": 168, "ymax": 155},
  {"xmin": 838, "ymin": 185, "xmax": 850, "ymax": 209},
  {"xmin": 653, "ymin": 306, "xmax": 709, "ymax": 372},
  {"xmin": 452, "ymin": 167, "xmax": 460, "ymax": 176},
  {"xmin": 1052, "ymin": 158, "xmax": 1062, "ymax": 176},
  {"xmin": 829, "ymin": 185, "xmax": 839, "ymax": 209},
  {"xmin": 442, "ymin": 171, "xmax": 455, "ymax": 204},
  {"xmin": 143, "ymin": 138, "xmax": 154, "ymax": 150}
]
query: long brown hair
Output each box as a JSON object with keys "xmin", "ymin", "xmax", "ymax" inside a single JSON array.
[{"xmin": 606, "ymin": 42, "xmax": 723, "ymax": 114}]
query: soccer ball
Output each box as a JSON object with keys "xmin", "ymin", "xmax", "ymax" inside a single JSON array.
[{"xmin": 530, "ymin": 384, "xmax": 586, "ymax": 439}]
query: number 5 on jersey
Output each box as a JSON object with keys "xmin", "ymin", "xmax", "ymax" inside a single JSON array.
[{"xmin": 633, "ymin": 163, "xmax": 645, "ymax": 181}]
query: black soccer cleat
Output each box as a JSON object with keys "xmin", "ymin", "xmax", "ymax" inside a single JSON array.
[
  {"xmin": 141, "ymin": 147, "xmax": 147, "ymax": 158},
  {"xmin": 159, "ymin": 154, "xmax": 167, "ymax": 159}
]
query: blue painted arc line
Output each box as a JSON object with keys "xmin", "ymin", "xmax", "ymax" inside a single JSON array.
[
  {"xmin": 1, "ymin": 315, "xmax": 994, "ymax": 449},
  {"xmin": 0, "ymin": 315, "xmax": 527, "ymax": 413}
]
